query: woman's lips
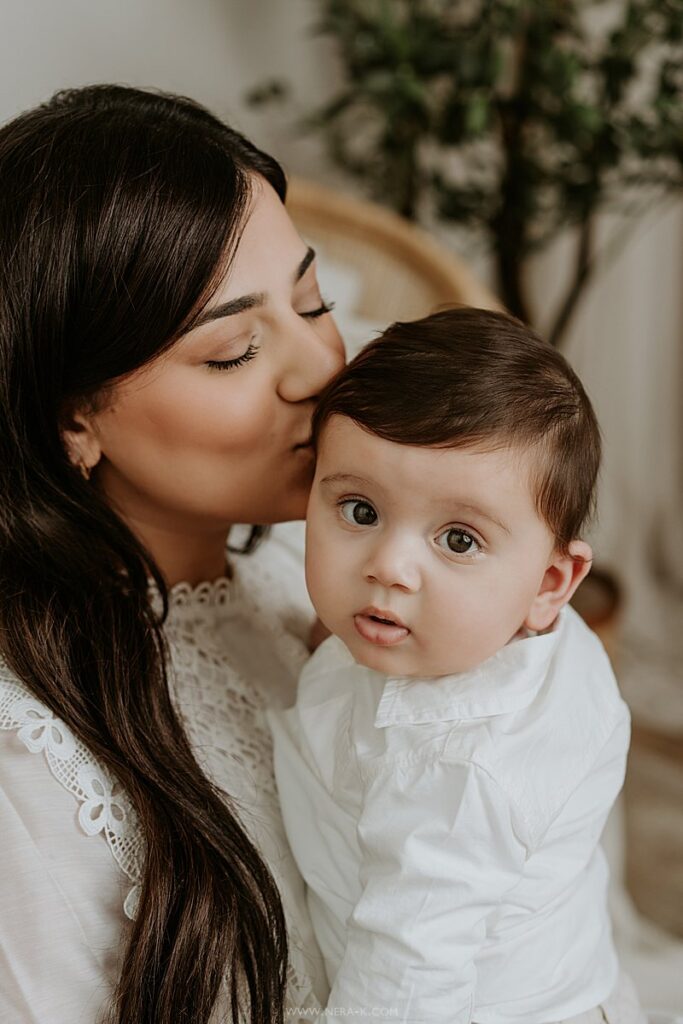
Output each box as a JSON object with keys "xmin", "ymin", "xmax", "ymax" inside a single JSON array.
[
  {"xmin": 353, "ymin": 608, "xmax": 410, "ymax": 646},
  {"xmin": 292, "ymin": 440, "xmax": 314, "ymax": 458}
]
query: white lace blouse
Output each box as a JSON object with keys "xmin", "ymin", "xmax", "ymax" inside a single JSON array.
[{"xmin": 0, "ymin": 523, "xmax": 327, "ymax": 1023}]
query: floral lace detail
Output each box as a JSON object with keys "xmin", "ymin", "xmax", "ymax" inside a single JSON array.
[
  {"xmin": 151, "ymin": 574, "xmax": 237, "ymax": 615},
  {"xmin": 162, "ymin": 557, "xmax": 310, "ymax": 681},
  {"xmin": 0, "ymin": 660, "xmax": 143, "ymax": 917}
]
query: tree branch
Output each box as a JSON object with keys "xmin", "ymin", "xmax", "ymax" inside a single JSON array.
[{"xmin": 548, "ymin": 214, "xmax": 594, "ymax": 348}]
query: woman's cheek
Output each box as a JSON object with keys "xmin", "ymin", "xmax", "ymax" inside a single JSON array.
[{"xmin": 203, "ymin": 390, "xmax": 268, "ymax": 448}]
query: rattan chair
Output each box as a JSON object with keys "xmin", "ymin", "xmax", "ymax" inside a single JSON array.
[{"xmin": 286, "ymin": 177, "xmax": 501, "ymax": 323}]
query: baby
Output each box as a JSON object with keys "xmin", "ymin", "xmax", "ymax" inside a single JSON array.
[{"xmin": 268, "ymin": 308, "xmax": 643, "ymax": 1024}]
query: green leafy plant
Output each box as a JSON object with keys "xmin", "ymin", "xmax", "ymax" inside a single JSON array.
[{"xmin": 248, "ymin": 0, "xmax": 683, "ymax": 347}]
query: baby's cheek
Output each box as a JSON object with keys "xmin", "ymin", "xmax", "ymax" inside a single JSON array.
[
  {"xmin": 424, "ymin": 593, "xmax": 484, "ymax": 670},
  {"xmin": 323, "ymin": 551, "xmax": 351, "ymax": 610},
  {"xmin": 306, "ymin": 543, "xmax": 338, "ymax": 623}
]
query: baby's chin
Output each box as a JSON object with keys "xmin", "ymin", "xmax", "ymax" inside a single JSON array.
[{"xmin": 341, "ymin": 632, "xmax": 465, "ymax": 679}]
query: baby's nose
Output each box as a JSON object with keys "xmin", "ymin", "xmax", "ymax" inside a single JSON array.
[{"xmin": 362, "ymin": 538, "xmax": 421, "ymax": 593}]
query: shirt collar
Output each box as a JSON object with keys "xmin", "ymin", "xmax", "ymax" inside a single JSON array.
[{"xmin": 374, "ymin": 610, "xmax": 565, "ymax": 728}]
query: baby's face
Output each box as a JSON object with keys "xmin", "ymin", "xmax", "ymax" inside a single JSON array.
[{"xmin": 306, "ymin": 415, "xmax": 558, "ymax": 678}]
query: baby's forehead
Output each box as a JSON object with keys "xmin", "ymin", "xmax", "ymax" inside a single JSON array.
[
  {"xmin": 317, "ymin": 416, "xmax": 543, "ymax": 519},
  {"xmin": 318, "ymin": 413, "xmax": 539, "ymax": 470}
]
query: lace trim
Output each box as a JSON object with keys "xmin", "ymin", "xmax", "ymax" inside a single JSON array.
[
  {"xmin": 0, "ymin": 661, "xmax": 143, "ymax": 918},
  {"xmin": 167, "ymin": 574, "xmax": 237, "ymax": 609},
  {"xmin": 146, "ymin": 573, "xmax": 239, "ymax": 622},
  {"xmin": 155, "ymin": 554, "xmax": 309, "ymax": 679}
]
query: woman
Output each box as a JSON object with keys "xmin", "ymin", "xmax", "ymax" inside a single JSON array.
[{"xmin": 0, "ymin": 85, "xmax": 345, "ymax": 1023}]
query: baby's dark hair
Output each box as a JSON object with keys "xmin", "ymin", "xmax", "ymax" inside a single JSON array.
[{"xmin": 311, "ymin": 307, "xmax": 601, "ymax": 555}]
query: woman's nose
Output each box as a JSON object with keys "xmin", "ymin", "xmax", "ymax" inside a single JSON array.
[
  {"xmin": 363, "ymin": 537, "xmax": 421, "ymax": 593},
  {"xmin": 277, "ymin": 316, "xmax": 345, "ymax": 403}
]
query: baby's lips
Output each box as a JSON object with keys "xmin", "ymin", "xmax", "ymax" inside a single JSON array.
[
  {"xmin": 357, "ymin": 605, "xmax": 408, "ymax": 630},
  {"xmin": 353, "ymin": 612, "xmax": 410, "ymax": 647}
]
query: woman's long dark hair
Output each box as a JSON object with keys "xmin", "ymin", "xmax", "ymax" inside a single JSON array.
[{"xmin": 0, "ymin": 85, "xmax": 289, "ymax": 1023}]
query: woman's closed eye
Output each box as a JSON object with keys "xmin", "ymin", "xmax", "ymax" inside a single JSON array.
[
  {"xmin": 435, "ymin": 526, "xmax": 482, "ymax": 558},
  {"xmin": 205, "ymin": 296, "xmax": 335, "ymax": 371},
  {"xmin": 300, "ymin": 298, "xmax": 336, "ymax": 320},
  {"xmin": 206, "ymin": 339, "xmax": 260, "ymax": 372},
  {"xmin": 337, "ymin": 497, "xmax": 378, "ymax": 527}
]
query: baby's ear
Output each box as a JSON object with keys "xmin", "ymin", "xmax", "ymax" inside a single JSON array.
[{"xmin": 524, "ymin": 541, "xmax": 593, "ymax": 632}]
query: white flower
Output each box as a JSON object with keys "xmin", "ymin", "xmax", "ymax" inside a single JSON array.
[
  {"xmin": 15, "ymin": 700, "xmax": 76, "ymax": 759},
  {"xmin": 77, "ymin": 766, "xmax": 129, "ymax": 837}
]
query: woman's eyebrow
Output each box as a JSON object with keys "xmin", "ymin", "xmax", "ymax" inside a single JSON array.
[
  {"xmin": 187, "ymin": 293, "xmax": 264, "ymax": 332},
  {"xmin": 295, "ymin": 246, "xmax": 316, "ymax": 282},
  {"xmin": 183, "ymin": 247, "xmax": 317, "ymax": 335}
]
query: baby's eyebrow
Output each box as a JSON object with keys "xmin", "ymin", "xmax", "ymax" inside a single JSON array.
[
  {"xmin": 320, "ymin": 473, "xmax": 373, "ymax": 489},
  {"xmin": 441, "ymin": 501, "xmax": 511, "ymax": 535}
]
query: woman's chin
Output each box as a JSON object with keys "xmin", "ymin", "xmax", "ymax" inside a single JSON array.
[
  {"xmin": 254, "ymin": 486, "xmax": 310, "ymax": 525},
  {"xmin": 239, "ymin": 455, "xmax": 314, "ymax": 524},
  {"xmin": 278, "ymin": 456, "xmax": 315, "ymax": 520},
  {"xmin": 271, "ymin": 493, "xmax": 309, "ymax": 522}
]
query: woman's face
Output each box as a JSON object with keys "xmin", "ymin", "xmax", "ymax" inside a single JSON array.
[{"xmin": 86, "ymin": 179, "xmax": 345, "ymax": 534}]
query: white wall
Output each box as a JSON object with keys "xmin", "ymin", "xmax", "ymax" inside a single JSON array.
[
  {"xmin": 540, "ymin": 203, "xmax": 683, "ymax": 727},
  {"xmin": 0, "ymin": 0, "xmax": 341, "ymax": 175}
]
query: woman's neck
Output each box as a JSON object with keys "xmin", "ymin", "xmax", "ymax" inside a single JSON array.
[
  {"xmin": 95, "ymin": 468, "xmax": 233, "ymax": 587},
  {"xmin": 125, "ymin": 514, "xmax": 232, "ymax": 588},
  {"xmin": 155, "ymin": 536, "xmax": 233, "ymax": 588}
]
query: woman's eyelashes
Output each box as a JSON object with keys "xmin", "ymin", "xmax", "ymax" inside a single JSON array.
[
  {"xmin": 300, "ymin": 298, "xmax": 336, "ymax": 320},
  {"xmin": 338, "ymin": 498, "xmax": 378, "ymax": 526},
  {"xmin": 435, "ymin": 527, "xmax": 482, "ymax": 558},
  {"xmin": 206, "ymin": 340, "xmax": 259, "ymax": 372}
]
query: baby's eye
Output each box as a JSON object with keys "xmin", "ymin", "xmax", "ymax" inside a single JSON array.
[
  {"xmin": 436, "ymin": 527, "xmax": 481, "ymax": 557},
  {"xmin": 338, "ymin": 499, "xmax": 378, "ymax": 527}
]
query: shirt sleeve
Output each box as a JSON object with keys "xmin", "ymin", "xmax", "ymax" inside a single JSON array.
[
  {"xmin": 325, "ymin": 754, "xmax": 528, "ymax": 1024},
  {"xmin": 0, "ymin": 727, "xmax": 128, "ymax": 1023}
]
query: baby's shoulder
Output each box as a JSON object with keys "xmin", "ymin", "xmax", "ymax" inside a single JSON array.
[
  {"xmin": 297, "ymin": 634, "xmax": 362, "ymax": 701},
  {"xmin": 444, "ymin": 608, "xmax": 630, "ymax": 841},
  {"xmin": 294, "ymin": 634, "xmax": 372, "ymax": 748}
]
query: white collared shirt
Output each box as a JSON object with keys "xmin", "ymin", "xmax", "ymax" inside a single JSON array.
[{"xmin": 268, "ymin": 606, "xmax": 631, "ymax": 1024}]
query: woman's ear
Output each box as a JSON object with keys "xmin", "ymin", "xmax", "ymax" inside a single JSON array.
[
  {"xmin": 60, "ymin": 407, "xmax": 102, "ymax": 479},
  {"xmin": 524, "ymin": 540, "xmax": 593, "ymax": 632}
]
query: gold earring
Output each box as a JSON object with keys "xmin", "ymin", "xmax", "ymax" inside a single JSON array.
[{"xmin": 79, "ymin": 461, "xmax": 92, "ymax": 481}]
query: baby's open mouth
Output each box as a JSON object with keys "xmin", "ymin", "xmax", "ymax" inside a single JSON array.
[{"xmin": 354, "ymin": 608, "xmax": 410, "ymax": 647}]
